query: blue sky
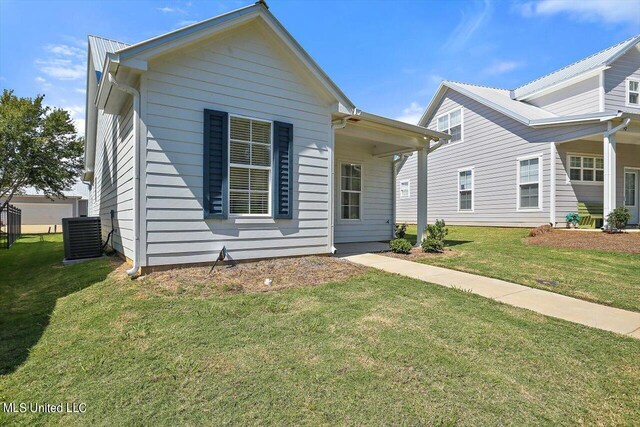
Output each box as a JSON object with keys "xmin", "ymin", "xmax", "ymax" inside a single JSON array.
[{"xmin": 1, "ymin": 0, "xmax": 639, "ymax": 133}]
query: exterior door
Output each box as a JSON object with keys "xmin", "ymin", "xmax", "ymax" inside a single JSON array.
[{"xmin": 624, "ymin": 170, "xmax": 640, "ymax": 224}]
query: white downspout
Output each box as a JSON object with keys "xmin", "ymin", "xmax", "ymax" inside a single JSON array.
[{"xmin": 108, "ymin": 73, "xmax": 141, "ymax": 277}]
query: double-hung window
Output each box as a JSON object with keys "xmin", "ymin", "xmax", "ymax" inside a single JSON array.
[
  {"xmin": 437, "ymin": 108, "xmax": 463, "ymax": 143},
  {"xmin": 399, "ymin": 180, "xmax": 410, "ymax": 198},
  {"xmin": 568, "ymin": 155, "xmax": 604, "ymax": 183},
  {"xmin": 228, "ymin": 116, "xmax": 272, "ymax": 215},
  {"xmin": 518, "ymin": 156, "xmax": 542, "ymax": 210},
  {"xmin": 458, "ymin": 168, "xmax": 473, "ymax": 211},
  {"xmin": 628, "ymin": 79, "xmax": 639, "ymax": 106},
  {"xmin": 341, "ymin": 163, "xmax": 361, "ymax": 220}
]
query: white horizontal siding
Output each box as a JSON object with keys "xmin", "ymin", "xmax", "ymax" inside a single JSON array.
[
  {"xmin": 526, "ymin": 75, "xmax": 600, "ymax": 115},
  {"xmin": 89, "ymin": 99, "xmax": 134, "ymax": 258},
  {"xmin": 334, "ymin": 139, "xmax": 394, "ymax": 243},
  {"xmin": 605, "ymin": 47, "xmax": 640, "ymax": 112},
  {"xmin": 142, "ymin": 24, "xmax": 333, "ymax": 266},
  {"xmin": 395, "ymin": 153, "xmax": 418, "ymax": 223},
  {"xmin": 397, "ymin": 89, "xmax": 609, "ymax": 227}
]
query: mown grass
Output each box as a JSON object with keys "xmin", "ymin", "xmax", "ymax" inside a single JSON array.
[
  {"xmin": 1, "ymin": 234, "xmax": 639, "ymax": 426},
  {"xmin": 405, "ymin": 225, "xmax": 640, "ymax": 312}
]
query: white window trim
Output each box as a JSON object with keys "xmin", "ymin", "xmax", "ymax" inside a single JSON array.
[
  {"xmin": 457, "ymin": 167, "xmax": 474, "ymax": 213},
  {"xmin": 626, "ymin": 78, "xmax": 640, "ymax": 108},
  {"xmin": 624, "ymin": 167, "xmax": 639, "ymax": 208},
  {"xmin": 516, "ymin": 154, "xmax": 543, "ymax": 212},
  {"xmin": 339, "ymin": 162, "xmax": 363, "ymax": 222},
  {"xmin": 565, "ymin": 152, "xmax": 604, "ymax": 186},
  {"xmin": 399, "ymin": 179, "xmax": 411, "ymax": 199},
  {"xmin": 435, "ymin": 107, "xmax": 464, "ymax": 146},
  {"xmin": 228, "ymin": 114, "xmax": 273, "ymax": 218}
]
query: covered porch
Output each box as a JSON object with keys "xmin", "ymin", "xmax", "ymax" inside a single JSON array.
[
  {"xmin": 554, "ymin": 116, "xmax": 640, "ymax": 227},
  {"xmin": 330, "ymin": 111, "xmax": 448, "ymax": 251}
]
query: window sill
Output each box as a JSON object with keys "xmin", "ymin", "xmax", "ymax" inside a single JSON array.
[
  {"xmin": 517, "ymin": 208, "xmax": 543, "ymax": 212},
  {"xmin": 566, "ymin": 180, "xmax": 604, "ymax": 186},
  {"xmin": 457, "ymin": 210, "xmax": 474, "ymax": 213}
]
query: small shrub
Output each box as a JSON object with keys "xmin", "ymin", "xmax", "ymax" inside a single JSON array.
[
  {"xmin": 565, "ymin": 212, "xmax": 580, "ymax": 226},
  {"xmin": 529, "ymin": 224, "xmax": 553, "ymax": 237},
  {"xmin": 394, "ymin": 223, "xmax": 408, "ymax": 239},
  {"xmin": 390, "ymin": 238, "xmax": 412, "ymax": 254},
  {"xmin": 421, "ymin": 219, "xmax": 448, "ymax": 253},
  {"xmin": 607, "ymin": 207, "xmax": 631, "ymax": 231}
]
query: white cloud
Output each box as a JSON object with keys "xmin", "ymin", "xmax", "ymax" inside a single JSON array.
[
  {"xmin": 45, "ymin": 44, "xmax": 84, "ymax": 59},
  {"xmin": 444, "ymin": 0, "xmax": 493, "ymax": 52},
  {"xmin": 483, "ymin": 60, "xmax": 523, "ymax": 75},
  {"xmin": 74, "ymin": 87, "xmax": 86, "ymax": 94},
  {"xmin": 36, "ymin": 58, "xmax": 85, "ymax": 80},
  {"xmin": 35, "ymin": 76, "xmax": 47, "ymax": 83},
  {"xmin": 395, "ymin": 102, "xmax": 426, "ymax": 125},
  {"xmin": 62, "ymin": 104, "xmax": 85, "ymax": 137},
  {"xmin": 158, "ymin": 6, "xmax": 186, "ymax": 14},
  {"xmin": 517, "ymin": 0, "xmax": 640, "ymax": 24},
  {"xmin": 175, "ymin": 19, "xmax": 198, "ymax": 28}
]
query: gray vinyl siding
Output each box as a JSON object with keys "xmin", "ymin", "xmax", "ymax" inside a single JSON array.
[
  {"xmin": 526, "ymin": 75, "xmax": 600, "ymax": 115},
  {"xmin": 605, "ymin": 46, "xmax": 640, "ymax": 112},
  {"xmin": 395, "ymin": 154, "xmax": 418, "ymax": 223},
  {"xmin": 397, "ymin": 89, "xmax": 608, "ymax": 227},
  {"xmin": 555, "ymin": 140, "xmax": 640, "ymax": 224},
  {"xmin": 89, "ymin": 100, "xmax": 134, "ymax": 259},
  {"xmin": 141, "ymin": 25, "xmax": 332, "ymax": 266},
  {"xmin": 334, "ymin": 139, "xmax": 394, "ymax": 243},
  {"xmin": 11, "ymin": 196, "xmax": 77, "ymax": 233}
]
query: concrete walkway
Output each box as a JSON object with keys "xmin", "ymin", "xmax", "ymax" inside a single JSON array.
[{"xmin": 343, "ymin": 253, "xmax": 640, "ymax": 339}]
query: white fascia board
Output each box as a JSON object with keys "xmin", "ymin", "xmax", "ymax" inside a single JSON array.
[
  {"xmin": 115, "ymin": 5, "xmax": 355, "ymax": 111},
  {"xmin": 358, "ymin": 111, "xmax": 449, "ymax": 140},
  {"xmin": 530, "ymin": 111, "xmax": 621, "ymax": 127},
  {"xmin": 516, "ymin": 66, "xmax": 610, "ymax": 101},
  {"xmin": 447, "ymin": 83, "xmax": 532, "ymax": 126},
  {"xmin": 417, "ymin": 81, "xmax": 447, "ymax": 127}
]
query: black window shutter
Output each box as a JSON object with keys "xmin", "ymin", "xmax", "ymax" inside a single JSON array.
[
  {"xmin": 273, "ymin": 121, "xmax": 293, "ymax": 219},
  {"xmin": 203, "ymin": 109, "xmax": 228, "ymax": 219}
]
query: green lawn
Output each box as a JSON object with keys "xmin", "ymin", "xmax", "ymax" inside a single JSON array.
[
  {"xmin": 405, "ymin": 225, "xmax": 640, "ymax": 312},
  {"xmin": 1, "ymin": 235, "xmax": 639, "ymax": 425}
]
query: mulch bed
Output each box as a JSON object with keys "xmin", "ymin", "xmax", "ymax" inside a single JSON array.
[
  {"xmin": 525, "ymin": 230, "xmax": 640, "ymax": 254},
  {"xmin": 136, "ymin": 256, "xmax": 369, "ymax": 297},
  {"xmin": 381, "ymin": 246, "xmax": 458, "ymax": 261}
]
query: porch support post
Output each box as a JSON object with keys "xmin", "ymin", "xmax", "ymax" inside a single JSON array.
[
  {"xmin": 603, "ymin": 123, "xmax": 617, "ymax": 228},
  {"xmin": 549, "ymin": 142, "xmax": 557, "ymax": 226},
  {"xmin": 416, "ymin": 148, "xmax": 428, "ymax": 246}
]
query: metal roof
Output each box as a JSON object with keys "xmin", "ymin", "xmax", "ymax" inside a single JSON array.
[
  {"xmin": 88, "ymin": 35, "xmax": 130, "ymax": 80},
  {"xmin": 512, "ymin": 35, "xmax": 640, "ymax": 99}
]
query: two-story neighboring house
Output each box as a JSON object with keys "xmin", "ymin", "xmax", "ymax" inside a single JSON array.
[{"xmin": 396, "ymin": 35, "xmax": 640, "ymax": 228}]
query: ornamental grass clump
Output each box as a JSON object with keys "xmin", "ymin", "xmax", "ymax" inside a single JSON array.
[{"xmin": 421, "ymin": 219, "xmax": 448, "ymax": 253}]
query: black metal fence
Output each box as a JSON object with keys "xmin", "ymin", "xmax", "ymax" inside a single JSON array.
[{"xmin": 0, "ymin": 204, "xmax": 22, "ymax": 249}]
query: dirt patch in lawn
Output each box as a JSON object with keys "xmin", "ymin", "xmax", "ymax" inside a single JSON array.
[
  {"xmin": 525, "ymin": 230, "xmax": 640, "ymax": 254},
  {"xmin": 136, "ymin": 256, "xmax": 369, "ymax": 297},
  {"xmin": 381, "ymin": 246, "xmax": 459, "ymax": 261}
]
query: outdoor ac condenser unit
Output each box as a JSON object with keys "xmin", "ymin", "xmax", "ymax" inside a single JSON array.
[{"xmin": 62, "ymin": 217, "xmax": 102, "ymax": 261}]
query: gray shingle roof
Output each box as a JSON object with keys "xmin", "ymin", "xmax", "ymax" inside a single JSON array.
[{"xmin": 512, "ymin": 35, "xmax": 640, "ymax": 99}]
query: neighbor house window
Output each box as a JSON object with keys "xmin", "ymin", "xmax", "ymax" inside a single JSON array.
[
  {"xmin": 341, "ymin": 163, "xmax": 361, "ymax": 220},
  {"xmin": 518, "ymin": 155, "xmax": 542, "ymax": 210},
  {"xmin": 436, "ymin": 108, "xmax": 463, "ymax": 143},
  {"xmin": 628, "ymin": 79, "xmax": 639, "ymax": 106},
  {"xmin": 399, "ymin": 180, "xmax": 410, "ymax": 198},
  {"xmin": 228, "ymin": 116, "xmax": 272, "ymax": 215},
  {"xmin": 458, "ymin": 168, "xmax": 474, "ymax": 211},
  {"xmin": 568, "ymin": 155, "xmax": 604, "ymax": 183}
]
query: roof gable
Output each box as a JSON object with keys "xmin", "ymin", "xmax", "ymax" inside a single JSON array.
[
  {"xmin": 512, "ymin": 35, "xmax": 640, "ymax": 100},
  {"xmin": 88, "ymin": 35, "xmax": 130, "ymax": 82},
  {"xmin": 105, "ymin": 2, "xmax": 353, "ymax": 111}
]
